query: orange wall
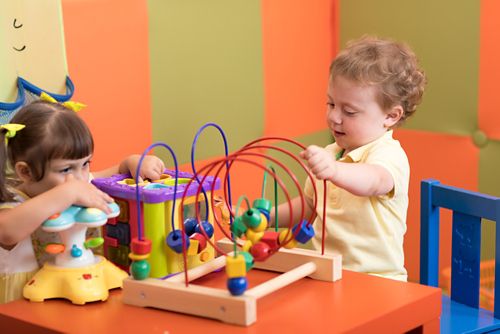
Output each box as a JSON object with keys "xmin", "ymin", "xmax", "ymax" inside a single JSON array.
[{"xmin": 62, "ymin": 0, "xmax": 152, "ymax": 171}]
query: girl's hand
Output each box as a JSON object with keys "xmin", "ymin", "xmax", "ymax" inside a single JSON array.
[
  {"xmin": 63, "ymin": 176, "xmax": 114, "ymax": 214},
  {"xmin": 300, "ymin": 145, "xmax": 338, "ymax": 181},
  {"xmin": 124, "ymin": 154, "xmax": 165, "ymax": 181}
]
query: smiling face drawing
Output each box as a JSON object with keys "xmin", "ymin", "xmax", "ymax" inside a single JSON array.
[
  {"xmin": 0, "ymin": 0, "xmax": 69, "ymax": 100},
  {"xmin": 12, "ymin": 18, "xmax": 26, "ymax": 52}
]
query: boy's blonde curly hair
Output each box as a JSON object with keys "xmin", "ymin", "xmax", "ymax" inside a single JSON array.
[{"xmin": 330, "ymin": 36, "xmax": 426, "ymax": 126}]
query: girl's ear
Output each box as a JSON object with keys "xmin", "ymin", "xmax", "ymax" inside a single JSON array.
[
  {"xmin": 384, "ymin": 105, "xmax": 404, "ymax": 128},
  {"xmin": 14, "ymin": 161, "xmax": 33, "ymax": 182}
]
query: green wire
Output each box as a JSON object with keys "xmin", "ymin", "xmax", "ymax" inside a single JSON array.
[
  {"xmin": 260, "ymin": 164, "xmax": 279, "ymax": 231},
  {"xmin": 233, "ymin": 195, "xmax": 250, "ymax": 256}
]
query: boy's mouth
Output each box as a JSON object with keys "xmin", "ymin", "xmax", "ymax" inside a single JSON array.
[{"xmin": 334, "ymin": 130, "xmax": 346, "ymax": 136}]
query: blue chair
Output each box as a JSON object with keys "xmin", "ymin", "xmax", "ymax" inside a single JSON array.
[{"xmin": 420, "ymin": 179, "xmax": 500, "ymax": 333}]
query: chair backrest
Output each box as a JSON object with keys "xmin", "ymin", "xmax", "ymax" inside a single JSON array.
[{"xmin": 420, "ymin": 179, "xmax": 500, "ymax": 318}]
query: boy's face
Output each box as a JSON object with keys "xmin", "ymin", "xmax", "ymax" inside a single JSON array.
[
  {"xmin": 19, "ymin": 155, "xmax": 92, "ymax": 198},
  {"xmin": 326, "ymin": 76, "xmax": 400, "ymax": 153}
]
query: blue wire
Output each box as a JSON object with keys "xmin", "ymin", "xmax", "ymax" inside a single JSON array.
[
  {"xmin": 135, "ymin": 142, "xmax": 179, "ymax": 240},
  {"xmin": 191, "ymin": 123, "xmax": 233, "ymax": 222}
]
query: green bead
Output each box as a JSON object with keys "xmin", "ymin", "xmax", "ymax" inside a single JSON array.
[
  {"xmin": 252, "ymin": 198, "xmax": 272, "ymax": 213},
  {"xmin": 131, "ymin": 260, "xmax": 150, "ymax": 280},
  {"xmin": 231, "ymin": 216, "xmax": 247, "ymax": 237},
  {"xmin": 240, "ymin": 251, "xmax": 254, "ymax": 272},
  {"xmin": 242, "ymin": 209, "xmax": 262, "ymax": 228},
  {"xmin": 84, "ymin": 237, "xmax": 104, "ymax": 249}
]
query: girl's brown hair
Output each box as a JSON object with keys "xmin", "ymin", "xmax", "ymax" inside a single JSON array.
[
  {"xmin": 0, "ymin": 101, "xmax": 94, "ymax": 201},
  {"xmin": 330, "ymin": 36, "xmax": 426, "ymax": 126}
]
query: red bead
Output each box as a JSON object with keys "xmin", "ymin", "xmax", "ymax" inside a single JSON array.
[
  {"xmin": 189, "ymin": 232, "xmax": 207, "ymax": 253},
  {"xmin": 260, "ymin": 231, "xmax": 280, "ymax": 251},
  {"xmin": 131, "ymin": 237, "xmax": 152, "ymax": 255},
  {"xmin": 250, "ymin": 242, "xmax": 272, "ymax": 262}
]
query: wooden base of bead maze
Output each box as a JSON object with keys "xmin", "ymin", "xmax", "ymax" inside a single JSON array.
[{"xmin": 122, "ymin": 238, "xmax": 342, "ymax": 326}]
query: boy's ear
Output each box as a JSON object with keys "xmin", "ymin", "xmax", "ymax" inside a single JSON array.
[
  {"xmin": 14, "ymin": 161, "xmax": 33, "ymax": 182},
  {"xmin": 384, "ymin": 105, "xmax": 404, "ymax": 128}
]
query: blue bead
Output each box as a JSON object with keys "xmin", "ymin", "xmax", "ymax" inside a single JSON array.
[
  {"xmin": 227, "ymin": 277, "xmax": 248, "ymax": 296},
  {"xmin": 183, "ymin": 218, "xmax": 198, "ymax": 236},
  {"xmin": 195, "ymin": 221, "xmax": 214, "ymax": 238},
  {"xmin": 71, "ymin": 244, "xmax": 82, "ymax": 258},
  {"xmin": 257, "ymin": 208, "xmax": 270, "ymax": 222},
  {"xmin": 166, "ymin": 230, "xmax": 190, "ymax": 253},
  {"xmin": 292, "ymin": 220, "xmax": 315, "ymax": 243}
]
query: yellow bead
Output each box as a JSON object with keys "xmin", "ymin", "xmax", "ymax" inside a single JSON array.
[
  {"xmin": 187, "ymin": 239, "xmax": 199, "ymax": 256},
  {"xmin": 242, "ymin": 240, "xmax": 252, "ymax": 252},
  {"xmin": 226, "ymin": 254, "xmax": 246, "ymax": 278},
  {"xmin": 279, "ymin": 229, "xmax": 297, "ymax": 249},
  {"xmin": 129, "ymin": 252, "xmax": 150, "ymax": 261},
  {"xmin": 250, "ymin": 214, "xmax": 268, "ymax": 232},
  {"xmin": 246, "ymin": 229, "xmax": 264, "ymax": 244}
]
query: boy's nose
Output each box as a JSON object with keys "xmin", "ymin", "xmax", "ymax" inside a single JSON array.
[{"xmin": 328, "ymin": 109, "xmax": 341, "ymax": 124}]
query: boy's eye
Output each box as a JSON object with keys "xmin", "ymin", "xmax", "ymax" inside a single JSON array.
[
  {"xmin": 326, "ymin": 102, "xmax": 335, "ymax": 108},
  {"xmin": 344, "ymin": 108, "xmax": 357, "ymax": 116}
]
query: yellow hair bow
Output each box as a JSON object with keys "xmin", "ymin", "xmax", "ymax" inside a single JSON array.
[
  {"xmin": 40, "ymin": 92, "xmax": 86, "ymax": 112},
  {"xmin": 0, "ymin": 123, "xmax": 25, "ymax": 144}
]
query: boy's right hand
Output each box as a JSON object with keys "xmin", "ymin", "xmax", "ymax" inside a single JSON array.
[
  {"xmin": 300, "ymin": 145, "xmax": 338, "ymax": 182},
  {"xmin": 63, "ymin": 176, "xmax": 113, "ymax": 214}
]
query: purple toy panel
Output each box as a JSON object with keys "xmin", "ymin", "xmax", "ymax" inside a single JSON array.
[{"xmin": 91, "ymin": 170, "xmax": 220, "ymax": 204}]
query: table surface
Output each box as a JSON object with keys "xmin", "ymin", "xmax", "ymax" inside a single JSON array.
[{"xmin": 0, "ymin": 269, "xmax": 441, "ymax": 334}]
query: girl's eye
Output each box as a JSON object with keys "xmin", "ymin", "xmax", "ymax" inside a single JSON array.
[
  {"xmin": 59, "ymin": 167, "xmax": 71, "ymax": 174},
  {"xmin": 83, "ymin": 160, "xmax": 91, "ymax": 168}
]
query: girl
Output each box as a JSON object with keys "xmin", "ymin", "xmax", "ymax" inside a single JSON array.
[{"xmin": 0, "ymin": 100, "xmax": 164, "ymax": 303}]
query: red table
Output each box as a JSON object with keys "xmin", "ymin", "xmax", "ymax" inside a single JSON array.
[{"xmin": 0, "ymin": 270, "xmax": 441, "ymax": 333}]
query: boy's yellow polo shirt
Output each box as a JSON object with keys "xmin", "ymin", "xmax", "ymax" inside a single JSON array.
[{"xmin": 304, "ymin": 130, "xmax": 409, "ymax": 281}]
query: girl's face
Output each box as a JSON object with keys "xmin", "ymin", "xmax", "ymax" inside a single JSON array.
[
  {"xmin": 20, "ymin": 155, "xmax": 92, "ymax": 198},
  {"xmin": 326, "ymin": 76, "xmax": 401, "ymax": 154}
]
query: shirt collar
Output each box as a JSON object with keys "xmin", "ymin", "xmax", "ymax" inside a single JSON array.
[{"xmin": 340, "ymin": 130, "xmax": 394, "ymax": 163}]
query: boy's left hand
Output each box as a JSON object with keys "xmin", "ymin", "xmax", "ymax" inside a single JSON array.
[
  {"xmin": 125, "ymin": 154, "xmax": 165, "ymax": 181},
  {"xmin": 300, "ymin": 145, "xmax": 337, "ymax": 181}
]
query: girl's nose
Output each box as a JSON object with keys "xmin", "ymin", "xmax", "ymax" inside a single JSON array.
[{"xmin": 72, "ymin": 170, "xmax": 85, "ymax": 181}]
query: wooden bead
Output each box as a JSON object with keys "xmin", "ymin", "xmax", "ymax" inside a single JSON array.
[
  {"xmin": 183, "ymin": 218, "xmax": 198, "ymax": 236},
  {"xmin": 242, "ymin": 209, "xmax": 262, "ymax": 228},
  {"xmin": 292, "ymin": 220, "xmax": 315, "ymax": 243},
  {"xmin": 227, "ymin": 277, "xmax": 248, "ymax": 296},
  {"xmin": 250, "ymin": 242, "xmax": 272, "ymax": 261},
  {"xmin": 130, "ymin": 259, "xmax": 150, "ymax": 280},
  {"xmin": 230, "ymin": 216, "xmax": 247, "ymax": 237},
  {"xmin": 226, "ymin": 254, "xmax": 246, "ymax": 278},
  {"xmin": 131, "ymin": 237, "xmax": 152, "ymax": 255},
  {"xmin": 166, "ymin": 230, "xmax": 190, "ymax": 253},
  {"xmin": 189, "ymin": 232, "xmax": 207, "ymax": 253},
  {"xmin": 242, "ymin": 239, "xmax": 252, "ymax": 252},
  {"xmin": 260, "ymin": 231, "xmax": 280, "ymax": 251},
  {"xmin": 278, "ymin": 229, "xmax": 297, "ymax": 249},
  {"xmin": 195, "ymin": 221, "xmax": 214, "ymax": 238},
  {"xmin": 240, "ymin": 251, "xmax": 254, "ymax": 272},
  {"xmin": 245, "ymin": 229, "xmax": 264, "ymax": 244},
  {"xmin": 249, "ymin": 214, "xmax": 268, "ymax": 232}
]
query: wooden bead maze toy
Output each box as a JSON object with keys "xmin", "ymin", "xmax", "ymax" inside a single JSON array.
[{"xmin": 107, "ymin": 123, "xmax": 342, "ymax": 326}]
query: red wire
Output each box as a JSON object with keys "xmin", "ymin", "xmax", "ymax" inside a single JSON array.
[{"xmin": 175, "ymin": 137, "xmax": 327, "ymax": 283}]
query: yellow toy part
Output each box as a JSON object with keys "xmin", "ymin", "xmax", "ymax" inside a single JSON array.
[
  {"xmin": 279, "ymin": 229, "xmax": 298, "ymax": 249},
  {"xmin": 225, "ymin": 254, "xmax": 246, "ymax": 278},
  {"xmin": 245, "ymin": 229, "xmax": 264, "ymax": 244},
  {"xmin": 23, "ymin": 256, "xmax": 127, "ymax": 305}
]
